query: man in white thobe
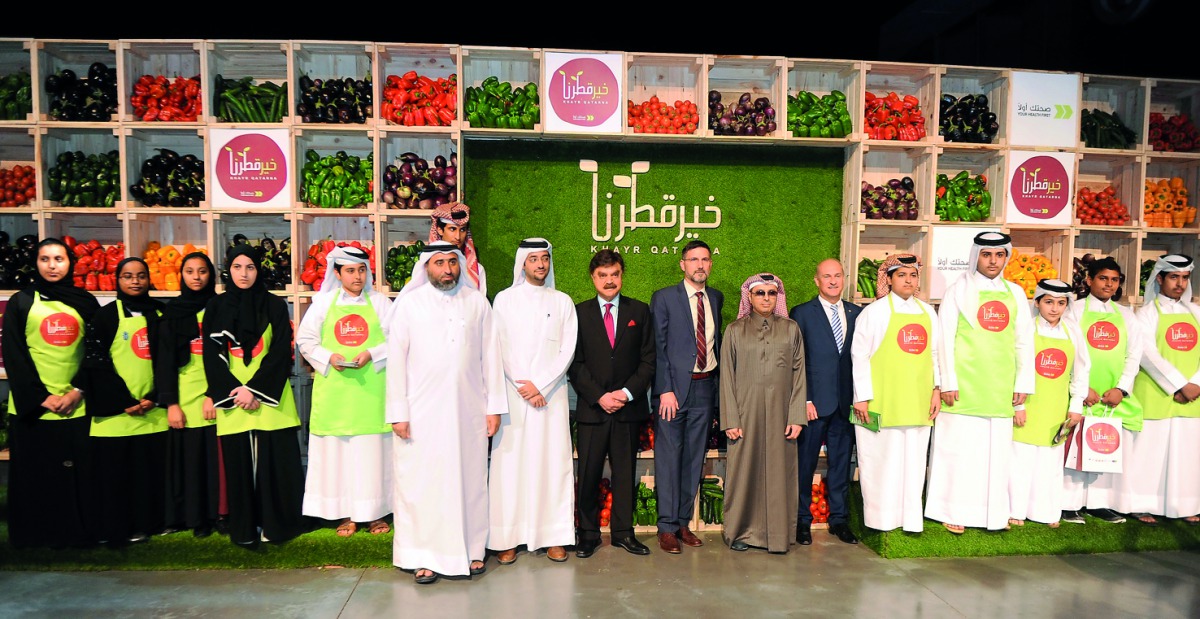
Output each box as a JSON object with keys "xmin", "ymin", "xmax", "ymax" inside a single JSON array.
[
  {"xmin": 487, "ymin": 238, "xmax": 578, "ymax": 565},
  {"xmin": 386, "ymin": 242, "xmax": 507, "ymax": 585}
]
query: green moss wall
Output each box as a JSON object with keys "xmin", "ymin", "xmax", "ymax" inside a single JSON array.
[{"xmin": 464, "ymin": 139, "xmax": 844, "ymax": 325}]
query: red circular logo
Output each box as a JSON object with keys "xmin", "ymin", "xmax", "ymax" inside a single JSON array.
[
  {"xmin": 977, "ymin": 301, "xmax": 1011, "ymax": 332},
  {"xmin": 130, "ymin": 327, "xmax": 152, "ymax": 360},
  {"xmin": 1087, "ymin": 321, "xmax": 1120, "ymax": 351},
  {"xmin": 896, "ymin": 323, "xmax": 928, "ymax": 354},
  {"xmin": 1085, "ymin": 420, "xmax": 1121, "ymax": 454},
  {"xmin": 547, "ymin": 58, "xmax": 620, "ymax": 127},
  {"xmin": 334, "ymin": 314, "xmax": 370, "ymax": 347},
  {"xmin": 1166, "ymin": 321, "xmax": 1198, "ymax": 352},
  {"xmin": 39, "ymin": 312, "xmax": 80, "ymax": 347},
  {"xmin": 230, "ymin": 336, "xmax": 265, "ymax": 359},
  {"xmin": 190, "ymin": 337, "xmax": 204, "ymax": 356},
  {"xmin": 1009, "ymin": 155, "xmax": 1071, "ymax": 219},
  {"xmin": 1036, "ymin": 347, "xmax": 1068, "ymax": 379},
  {"xmin": 214, "ymin": 133, "xmax": 287, "ymax": 203}
]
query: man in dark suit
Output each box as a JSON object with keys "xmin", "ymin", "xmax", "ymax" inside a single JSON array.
[
  {"xmin": 789, "ymin": 258, "xmax": 861, "ymax": 545},
  {"xmin": 649, "ymin": 240, "xmax": 723, "ymax": 554},
  {"xmin": 569, "ymin": 249, "xmax": 657, "ymax": 558}
]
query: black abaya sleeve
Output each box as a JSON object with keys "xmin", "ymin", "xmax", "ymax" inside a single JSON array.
[
  {"xmin": 202, "ymin": 298, "xmax": 246, "ymax": 409},
  {"xmin": 155, "ymin": 318, "xmax": 183, "ymax": 407},
  {"xmin": 1, "ymin": 291, "xmax": 53, "ymax": 420},
  {"xmin": 75, "ymin": 303, "xmax": 139, "ymax": 417},
  {"xmin": 243, "ymin": 296, "xmax": 293, "ymax": 406}
]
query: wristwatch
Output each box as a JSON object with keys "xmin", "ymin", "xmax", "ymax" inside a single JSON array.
[
  {"xmin": 72, "ymin": 387, "xmax": 85, "ymax": 396},
  {"xmin": 1117, "ymin": 388, "xmax": 1129, "ymax": 397}
]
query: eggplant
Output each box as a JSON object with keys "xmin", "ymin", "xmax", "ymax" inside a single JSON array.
[
  {"xmin": 901, "ymin": 177, "xmax": 915, "ymax": 191},
  {"xmin": 881, "ymin": 205, "xmax": 896, "ymax": 220},
  {"xmin": 887, "ymin": 179, "xmax": 903, "ymax": 190},
  {"xmin": 443, "ymin": 165, "xmax": 456, "ymax": 179},
  {"xmin": 433, "ymin": 155, "xmax": 447, "ymax": 169},
  {"xmin": 709, "ymin": 90, "xmax": 721, "ymax": 104},
  {"xmin": 429, "ymin": 167, "xmax": 445, "ymax": 183},
  {"xmin": 382, "ymin": 190, "xmax": 397, "ymax": 205},
  {"xmin": 867, "ymin": 208, "xmax": 883, "ymax": 220}
]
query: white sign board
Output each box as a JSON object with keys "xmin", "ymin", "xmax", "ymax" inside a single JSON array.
[
  {"xmin": 208, "ymin": 129, "xmax": 292, "ymax": 208},
  {"xmin": 1005, "ymin": 150, "xmax": 1076, "ymax": 225},
  {"xmin": 543, "ymin": 52, "xmax": 624, "ymax": 134},
  {"xmin": 1009, "ymin": 71, "xmax": 1081, "ymax": 148},
  {"xmin": 929, "ymin": 226, "xmax": 995, "ymax": 300}
]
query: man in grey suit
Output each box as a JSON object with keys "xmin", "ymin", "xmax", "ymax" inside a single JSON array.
[{"xmin": 650, "ymin": 240, "xmax": 723, "ymax": 554}]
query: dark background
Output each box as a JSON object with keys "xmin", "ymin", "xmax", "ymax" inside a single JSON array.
[{"xmin": 5, "ymin": 0, "xmax": 1198, "ymax": 80}]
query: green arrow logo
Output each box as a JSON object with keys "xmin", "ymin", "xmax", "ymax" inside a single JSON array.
[
  {"xmin": 586, "ymin": 115, "xmax": 595, "ymax": 122},
  {"xmin": 1054, "ymin": 105, "xmax": 1074, "ymax": 120}
]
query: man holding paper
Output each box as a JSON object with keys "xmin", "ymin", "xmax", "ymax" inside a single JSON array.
[{"xmin": 850, "ymin": 254, "xmax": 940, "ymax": 533}]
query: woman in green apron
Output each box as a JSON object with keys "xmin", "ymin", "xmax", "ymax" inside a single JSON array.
[
  {"xmin": 2, "ymin": 238, "xmax": 100, "ymax": 548},
  {"xmin": 296, "ymin": 246, "xmax": 393, "ymax": 538},
  {"xmin": 203, "ymin": 244, "xmax": 308, "ymax": 546},
  {"xmin": 158, "ymin": 251, "xmax": 223, "ymax": 537},
  {"xmin": 1009, "ymin": 279, "xmax": 1090, "ymax": 527},
  {"xmin": 74, "ymin": 257, "xmax": 169, "ymax": 544},
  {"xmin": 850, "ymin": 254, "xmax": 941, "ymax": 533}
]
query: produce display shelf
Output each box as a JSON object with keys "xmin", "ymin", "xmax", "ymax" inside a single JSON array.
[{"xmin": 934, "ymin": 142, "xmax": 1004, "ymax": 151}]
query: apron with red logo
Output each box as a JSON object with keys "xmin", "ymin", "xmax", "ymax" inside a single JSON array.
[
  {"xmin": 1079, "ymin": 297, "xmax": 1143, "ymax": 431},
  {"xmin": 1133, "ymin": 300, "xmax": 1200, "ymax": 420},
  {"xmin": 943, "ymin": 288, "xmax": 1018, "ymax": 417},
  {"xmin": 90, "ymin": 300, "xmax": 169, "ymax": 437},
  {"xmin": 217, "ymin": 323, "xmax": 299, "ymax": 436},
  {"xmin": 309, "ymin": 295, "xmax": 388, "ymax": 436},
  {"xmin": 868, "ymin": 295, "xmax": 935, "ymax": 427},
  {"xmin": 177, "ymin": 309, "xmax": 213, "ymax": 428},
  {"xmin": 6, "ymin": 295, "xmax": 87, "ymax": 421},
  {"xmin": 1014, "ymin": 330, "xmax": 1074, "ymax": 446}
]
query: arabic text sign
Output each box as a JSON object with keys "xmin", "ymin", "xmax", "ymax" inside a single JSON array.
[
  {"xmin": 209, "ymin": 129, "xmax": 292, "ymax": 208},
  {"xmin": 581, "ymin": 159, "xmax": 722, "ymax": 244},
  {"xmin": 544, "ymin": 52, "xmax": 623, "ymax": 134},
  {"xmin": 1005, "ymin": 151, "xmax": 1075, "ymax": 225},
  {"xmin": 929, "ymin": 225, "xmax": 993, "ymax": 300},
  {"xmin": 1009, "ymin": 71, "xmax": 1081, "ymax": 148}
]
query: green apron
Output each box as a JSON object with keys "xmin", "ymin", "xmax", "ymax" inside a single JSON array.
[
  {"xmin": 1132, "ymin": 300, "xmax": 1200, "ymax": 420},
  {"xmin": 177, "ymin": 309, "xmax": 214, "ymax": 428},
  {"xmin": 90, "ymin": 300, "xmax": 169, "ymax": 437},
  {"xmin": 1079, "ymin": 297, "xmax": 1143, "ymax": 431},
  {"xmin": 943, "ymin": 287, "xmax": 1018, "ymax": 417},
  {"xmin": 309, "ymin": 295, "xmax": 388, "ymax": 436},
  {"xmin": 216, "ymin": 323, "xmax": 300, "ymax": 436},
  {"xmin": 6, "ymin": 295, "xmax": 87, "ymax": 421},
  {"xmin": 867, "ymin": 295, "xmax": 935, "ymax": 427},
  {"xmin": 1014, "ymin": 329, "xmax": 1073, "ymax": 446}
]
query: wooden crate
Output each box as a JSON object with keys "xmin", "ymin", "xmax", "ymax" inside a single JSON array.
[
  {"xmin": 37, "ymin": 126, "xmax": 122, "ymax": 208},
  {"xmin": 1146, "ymin": 78, "xmax": 1200, "ymax": 154},
  {"xmin": 292, "ymin": 41, "xmax": 374, "ymax": 128},
  {"xmin": 380, "ymin": 212, "xmax": 432, "ymax": 293},
  {"xmin": 1080, "ymin": 74, "xmax": 1148, "ymax": 152},
  {"xmin": 292, "ymin": 212, "xmax": 377, "ymax": 292},
  {"xmin": 786, "ymin": 58, "xmax": 862, "ymax": 142},
  {"xmin": 0, "ymin": 212, "xmax": 36, "ymax": 294},
  {"xmin": 378, "ymin": 130, "xmax": 459, "ymax": 210},
  {"xmin": 293, "ymin": 127, "xmax": 375, "ymax": 209},
  {"xmin": 375, "ymin": 43, "xmax": 460, "ymax": 131},
  {"xmin": 1074, "ymin": 151, "xmax": 1142, "ymax": 227},
  {"xmin": 0, "ymin": 39, "xmax": 35, "ymax": 124},
  {"xmin": 851, "ymin": 224, "xmax": 931, "ymax": 303},
  {"xmin": 122, "ymin": 127, "xmax": 206, "ymax": 209},
  {"xmin": 119, "ymin": 40, "xmax": 204, "ymax": 124},
  {"xmin": 861, "ymin": 143, "xmax": 935, "ymax": 223},
  {"xmin": 210, "ymin": 211, "xmax": 294, "ymax": 274},
  {"xmin": 933, "ymin": 147, "xmax": 1005, "ymax": 224},
  {"xmin": 0, "ymin": 126, "xmax": 37, "ymax": 198},
  {"xmin": 1071, "ymin": 229, "xmax": 1139, "ymax": 302},
  {"xmin": 1144, "ymin": 155, "xmax": 1200, "ymax": 231},
  {"xmin": 34, "ymin": 40, "xmax": 119, "ymax": 123},
  {"xmin": 125, "ymin": 212, "xmax": 211, "ymax": 270},
  {"xmin": 1003, "ymin": 227, "xmax": 1073, "ymax": 295},
  {"xmin": 864, "ymin": 61, "xmax": 938, "ymax": 142},
  {"xmin": 937, "ymin": 65, "xmax": 1009, "ymax": 147},
  {"xmin": 205, "ymin": 40, "xmax": 292, "ymax": 125},
  {"xmin": 1138, "ymin": 231, "xmax": 1200, "ymax": 303},
  {"xmin": 461, "ymin": 46, "xmax": 541, "ymax": 133},
  {"xmin": 704, "ymin": 55, "xmax": 787, "ymax": 139},
  {"xmin": 40, "ymin": 211, "xmax": 123, "ymax": 246},
  {"xmin": 624, "ymin": 52, "xmax": 705, "ymax": 137}
]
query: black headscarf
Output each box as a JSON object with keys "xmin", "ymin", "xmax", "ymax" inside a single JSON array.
[
  {"xmin": 115, "ymin": 256, "xmax": 166, "ymax": 361},
  {"xmin": 31, "ymin": 238, "xmax": 99, "ymax": 323},
  {"xmin": 164, "ymin": 252, "xmax": 216, "ymax": 367},
  {"xmin": 206, "ymin": 244, "xmax": 271, "ymax": 365}
]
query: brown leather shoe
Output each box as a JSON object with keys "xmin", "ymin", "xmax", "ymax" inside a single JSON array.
[
  {"xmin": 676, "ymin": 526, "xmax": 703, "ymax": 547},
  {"xmin": 496, "ymin": 548, "xmax": 517, "ymax": 565},
  {"xmin": 546, "ymin": 546, "xmax": 568, "ymax": 562},
  {"xmin": 658, "ymin": 532, "xmax": 682, "ymax": 554}
]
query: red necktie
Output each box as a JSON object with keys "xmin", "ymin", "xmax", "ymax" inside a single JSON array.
[
  {"xmin": 696, "ymin": 292, "xmax": 706, "ymax": 370},
  {"xmin": 604, "ymin": 302, "xmax": 615, "ymax": 348}
]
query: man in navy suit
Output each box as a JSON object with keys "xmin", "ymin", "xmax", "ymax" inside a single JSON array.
[
  {"xmin": 649, "ymin": 240, "xmax": 723, "ymax": 554},
  {"xmin": 789, "ymin": 258, "xmax": 861, "ymax": 545}
]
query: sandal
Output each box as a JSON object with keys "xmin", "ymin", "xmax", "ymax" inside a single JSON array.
[
  {"xmin": 1184, "ymin": 516, "xmax": 1200, "ymax": 526},
  {"xmin": 1048, "ymin": 521, "xmax": 1061, "ymax": 529},
  {"xmin": 942, "ymin": 523, "xmax": 965, "ymax": 535},
  {"xmin": 414, "ymin": 569, "xmax": 439, "ymax": 585},
  {"xmin": 1133, "ymin": 513, "xmax": 1159, "ymax": 527},
  {"xmin": 1008, "ymin": 519, "xmax": 1025, "ymax": 527},
  {"xmin": 367, "ymin": 519, "xmax": 391, "ymax": 535},
  {"xmin": 336, "ymin": 520, "xmax": 357, "ymax": 538},
  {"xmin": 469, "ymin": 560, "xmax": 486, "ymax": 576}
]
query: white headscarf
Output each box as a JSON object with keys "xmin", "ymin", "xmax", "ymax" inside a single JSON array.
[
  {"xmin": 1143, "ymin": 254, "xmax": 1195, "ymax": 305},
  {"xmin": 511, "ymin": 238, "xmax": 555, "ymax": 289},
  {"xmin": 318, "ymin": 246, "xmax": 373, "ymax": 294},
  {"xmin": 393, "ymin": 241, "xmax": 474, "ymax": 303},
  {"xmin": 962, "ymin": 231, "xmax": 1013, "ymax": 329},
  {"xmin": 1032, "ymin": 278, "xmax": 1073, "ymax": 316}
]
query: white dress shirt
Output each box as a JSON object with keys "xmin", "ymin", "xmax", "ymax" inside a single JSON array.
[
  {"xmin": 296, "ymin": 287, "xmax": 391, "ymax": 376},
  {"xmin": 596, "ymin": 294, "xmax": 634, "ymax": 402},
  {"xmin": 851, "ymin": 292, "xmax": 941, "ymax": 403},
  {"xmin": 682, "ymin": 279, "xmax": 717, "ymax": 373}
]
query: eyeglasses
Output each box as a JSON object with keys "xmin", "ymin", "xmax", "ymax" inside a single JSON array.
[
  {"xmin": 683, "ymin": 257, "xmax": 712, "ymax": 264},
  {"xmin": 119, "ymin": 272, "xmax": 150, "ymax": 281},
  {"xmin": 752, "ymin": 290, "xmax": 778, "ymax": 297}
]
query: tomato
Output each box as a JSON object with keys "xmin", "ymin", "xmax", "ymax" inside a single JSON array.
[{"xmin": 600, "ymin": 508, "xmax": 611, "ymax": 520}]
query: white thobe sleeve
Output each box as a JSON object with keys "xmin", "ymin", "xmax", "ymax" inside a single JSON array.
[
  {"xmin": 1010, "ymin": 281, "xmax": 1037, "ymax": 395},
  {"xmin": 1138, "ymin": 303, "xmax": 1187, "ymax": 393},
  {"xmin": 938, "ymin": 284, "xmax": 962, "ymax": 392},
  {"xmin": 1187, "ymin": 304, "xmax": 1200, "ymax": 385},
  {"xmin": 296, "ymin": 294, "xmax": 333, "ymax": 376},
  {"xmin": 850, "ymin": 301, "xmax": 883, "ymax": 403},
  {"xmin": 481, "ymin": 302, "xmax": 509, "ymax": 417},
  {"xmin": 532, "ymin": 298, "xmax": 578, "ymax": 397},
  {"xmin": 1115, "ymin": 303, "xmax": 1143, "ymax": 394},
  {"xmin": 367, "ymin": 292, "xmax": 391, "ymax": 372},
  {"xmin": 385, "ymin": 302, "xmax": 412, "ymax": 424},
  {"xmin": 926, "ymin": 300, "xmax": 942, "ymax": 390},
  {"xmin": 492, "ymin": 293, "xmax": 522, "ymax": 389},
  {"xmin": 1066, "ymin": 322, "xmax": 1091, "ymax": 414}
]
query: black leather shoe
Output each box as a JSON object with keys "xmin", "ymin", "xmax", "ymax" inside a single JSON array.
[
  {"xmin": 797, "ymin": 525, "xmax": 812, "ymax": 545},
  {"xmin": 575, "ymin": 538, "xmax": 600, "ymax": 558},
  {"xmin": 730, "ymin": 541, "xmax": 750, "ymax": 551},
  {"xmin": 828, "ymin": 523, "xmax": 859, "ymax": 544},
  {"xmin": 612, "ymin": 536, "xmax": 651, "ymax": 555}
]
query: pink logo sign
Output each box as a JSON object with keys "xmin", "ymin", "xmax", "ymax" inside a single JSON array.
[
  {"xmin": 214, "ymin": 133, "xmax": 287, "ymax": 203},
  {"xmin": 1010, "ymin": 155, "xmax": 1071, "ymax": 219},
  {"xmin": 547, "ymin": 58, "xmax": 619, "ymax": 127},
  {"xmin": 977, "ymin": 301, "xmax": 1011, "ymax": 332},
  {"xmin": 896, "ymin": 323, "xmax": 928, "ymax": 354},
  {"xmin": 1166, "ymin": 321, "xmax": 1198, "ymax": 352},
  {"xmin": 40, "ymin": 312, "xmax": 80, "ymax": 347},
  {"xmin": 1087, "ymin": 321, "xmax": 1120, "ymax": 351},
  {"xmin": 1085, "ymin": 420, "xmax": 1121, "ymax": 454},
  {"xmin": 1036, "ymin": 347, "xmax": 1067, "ymax": 379},
  {"xmin": 230, "ymin": 336, "xmax": 265, "ymax": 359},
  {"xmin": 130, "ymin": 327, "xmax": 152, "ymax": 360},
  {"xmin": 334, "ymin": 314, "xmax": 369, "ymax": 348}
]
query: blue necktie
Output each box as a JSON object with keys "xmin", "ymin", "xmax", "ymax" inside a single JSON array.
[{"xmin": 830, "ymin": 303, "xmax": 843, "ymax": 353}]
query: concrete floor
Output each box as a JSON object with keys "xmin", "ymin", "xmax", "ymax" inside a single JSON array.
[{"xmin": 0, "ymin": 533, "xmax": 1196, "ymax": 619}]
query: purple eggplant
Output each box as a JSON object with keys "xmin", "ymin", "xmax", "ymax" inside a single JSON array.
[
  {"xmin": 887, "ymin": 178, "xmax": 903, "ymax": 189},
  {"xmin": 881, "ymin": 205, "xmax": 896, "ymax": 219},
  {"xmin": 399, "ymin": 162, "xmax": 413, "ymax": 176},
  {"xmin": 863, "ymin": 197, "xmax": 877, "ymax": 211},
  {"xmin": 710, "ymin": 90, "xmax": 721, "ymax": 104},
  {"xmin": 450, "ymin": 152, "xmax": 457, "ymax": 167},
  {"xmin": 862, "ymin": 181, "xmax": 872, "ymax": 192},
  {"xmin": 414, "ymin": 159, "xmax": 429, "ymax": 174},
  {"xmin": 867, "ymin": 208, "xmax": 883, "ymax": 220},
  {"xmin": 382, "ymin": 190, "xmax": 396, "ymax": 205},
  {"xmin": 399, "ymin": 152, "xmax": 420, "ymax": 164},
  {"xmin": 433, "ymin": 155, "xmax": 447, "ymax": 169},
  {"xmin": 429, "ymin": 167, "xmax": 445, "ymax": 183}
]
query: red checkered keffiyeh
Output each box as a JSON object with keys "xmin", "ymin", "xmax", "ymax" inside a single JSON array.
[
  {"xmin": 429, "ymin": 202, "xmax": 481, "ymax": 290},
  {"xmin": 737, "ymin": 272, "xmax": 788, "ymax": 319},
  {"xmin": 875, "ymin": 253, "xmax": 922, "ymax": 299}
]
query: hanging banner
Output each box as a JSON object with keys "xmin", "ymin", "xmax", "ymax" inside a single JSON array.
[
  {"xmin": 929, "ymin": 225, "xmax": 994, "ymax": 300},
  {"xmin": 209, "ymin": 129, "xmax": 291, "ymax": 208},
  {"xmin": 1009, "ymin": 71, "xmax": 1081, "ymax": 148},
  {"xmin": 543, "ymin": 52, "xmax": 624, "ymax": 134},
  {"xmin": 1005, "ymin": 150, "xmax": 1075, "ymax": 225}
]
